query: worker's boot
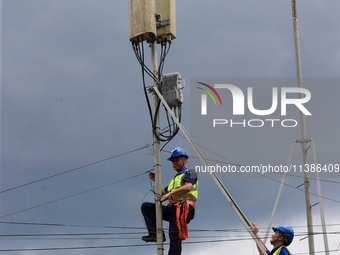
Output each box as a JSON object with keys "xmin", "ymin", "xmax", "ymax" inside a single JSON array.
[{"xmin": 142, "ymin": 232, "xmax": 166, "ymax": 242}]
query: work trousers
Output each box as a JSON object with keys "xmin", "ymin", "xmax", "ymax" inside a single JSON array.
[{"xmin": 141, "ymin": 202, "xmax": 195, "ymax": 255}]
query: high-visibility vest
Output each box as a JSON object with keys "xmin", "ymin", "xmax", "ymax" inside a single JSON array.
[
  {"xmin": 272, "ymin": 246, "xmax": 291, "ymax": 255},
  {"xmin": 167, "ymin": 169, "xmax": 198, "ymax": 201}
]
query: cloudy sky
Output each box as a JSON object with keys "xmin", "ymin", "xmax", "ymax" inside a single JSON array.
[{"xmin": 1, "ymin": 0, "xmax": 339, "ymax": 254}]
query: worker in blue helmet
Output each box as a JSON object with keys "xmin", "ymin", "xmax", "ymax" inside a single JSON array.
[
  {"xmin": 141, "ymin": 147, "xmax": 198, "ymax": 255},
  {"xmin": 250, "ymin": 222, "xmax": 294, "ymax": 255}
]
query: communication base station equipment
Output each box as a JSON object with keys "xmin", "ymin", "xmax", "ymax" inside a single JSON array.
[
  {"xmin": 160, "ymin": 72, "xmax": 183, "ymax": 108},
  {"xmin": 129, "ymin": 0, "xmax": 156, "ymax": 42},
  {"xmin": 129, "ymin": 0, "xmax": 176, "ymax": 43},
  {"xmin": 156, "ymin": 0, "xmax": 176, "ymax": 40},
  {"xmin": 129, "ymin": 1, "xmax": 268, "ymax": 254}
]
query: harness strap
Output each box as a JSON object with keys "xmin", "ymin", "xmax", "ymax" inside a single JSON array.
[
  {"xmin": 168, "ymin": 199, "xmax": 196, "ymax": 207},
  {"xmin": 168, "ymin": 199, "xmax": 196, "ymax": 240}
]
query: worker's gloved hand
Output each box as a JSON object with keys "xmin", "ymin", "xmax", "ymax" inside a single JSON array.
[
  {"xmin": 148, "ymin": 171, "xmax": 155, "ymax": 182},
  {"xmin": 250, "ymin": 222, "xmax": 259, "ymax": 236},
  {"xmin": 160, "ymin": 193, "xmax": 171, "ymax": 202}
]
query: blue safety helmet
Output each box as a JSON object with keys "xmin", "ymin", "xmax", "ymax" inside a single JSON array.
[
  {"xmin": 167, "ymin": 147, "xmax": 188, "ymax": 161},
  {"xmin": 272, "ymin": 224, "xmax": 294, "ymax": 243}
]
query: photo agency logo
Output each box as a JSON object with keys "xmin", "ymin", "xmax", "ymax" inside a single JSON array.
[
  {"xmin": 195, "ymin": 81, "xmax": 312, "ymax": 128},
  {"xmin": 196, "ymin": 82, "xmax": 223, "ymax": 114}
]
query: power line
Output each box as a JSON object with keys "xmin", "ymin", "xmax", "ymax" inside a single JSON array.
[
  {"xmin": 176, "ymin": 134, "xmax": 340, "ymax": 184},
  {"xmin": 0, "ymin": 144, "xmax": 153, "ymax": 194},
  {"xmin": 0, "ymin": 222, "xmax": 338, "ymax": 253},
  {"xmin": 1, "ymin": 164, "xmax": 338, "ymax": 221},
  {"xmin": 260, "ymin": 174, "xmax": 340, "ymax": 204},
  {"xmin": 0, "ymin": 243, "xmax": 155, "ymax": 252},
  {"xmin": 1, "ymin": 230, "xmax": 338, "ymax": 239},
  {"xmin": 174, "ymin": 138, "xmax": 340, "ymax": 204},
  {"xmin": 0, "ymin": 238, "xmax": 339, "ymax": 253},
  {"xmin": 0, "ymin": 221, "xmax": 338, "ymax": 237},
  {"xmin": 0, "ymin": 221, "xmax": 146, "ymax": 229},
  {"xmin": 0, "ymin": 169, "xmax": 153, "ymax": 219},
  {"xmin": 269, "ymin": 172, "xmax": 340, "ymax": 184},
  {"xmin": 0, "ymin": 221, "xmax": 336, "ymax": 229},
  {"xmin": 2, "ymin": 139, "xmax": 337, "ymax": 222}
]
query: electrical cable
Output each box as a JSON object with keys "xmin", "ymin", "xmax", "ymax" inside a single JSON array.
[
  {"xmin": 153, "ymin": 41, "xmax": 171, "ymax": 142},
  {"xmin": 0, "ymin": 143, "xmax": 153, "ymax": 195},
  {"xmin": 259, "ymin": 174, "xmax": 340, "ymax": 204},
  {"xmin": 0, "ymin": 221, "xmax": 146, "ymax": 229},
  {"xmin": 0, "ymin": 223, "xmax": 338, "ymax": 253},
  {"xmin": 3, "ymin": 232, "xmax": 340, "ymax": 239},
  {"xmin": 1, "ymin": 229, "xmax": 338, "ymax": 238},
  {"xmin": 132, "ymin": 38, "xmax": 181, "ymax": 146},
  {"xmin": 0, "ymin": 238, "xmax": 339, "ymax": 253},
  {"xmin": 269, "ymin": 172, "xmax": 340, "ymax": 184},
  {"xmin": 176, "ymin": 131, "xmax": 340, "ymax": 184},
  {"xmin": 133, "ymin": 39, "xmax": 159, "ymax": 133},
  {"xmin": 0, "ymin": 168, "xmax": 154, "ymax": 219},
  {"xmin": 1, "ymin": 221, "xmax": 338, "ymax": 236},
  {"xmin": 168, "ymin": 136, "xmax": 340, "ymax": 203}
]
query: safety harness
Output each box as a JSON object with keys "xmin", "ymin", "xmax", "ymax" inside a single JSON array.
[
  {"xmin": 168, "ymin": 199, "xmax": 196, "ymax": 240},
  {"xmin": 166, "ymin": 168, "xmax": 198, "ymax": 240}
]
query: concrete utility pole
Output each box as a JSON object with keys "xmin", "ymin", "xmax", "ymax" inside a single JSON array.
[
  {"xmin": 291, "ymin": 1, "xmax": 315, "ymax": 254},
  {"xmin": 151, "ymin": 27, "xmax": 165, "ymax": 255},
  {"xmin": 129, "ymin": 1, "xmax": 176, "ymax": 254}
]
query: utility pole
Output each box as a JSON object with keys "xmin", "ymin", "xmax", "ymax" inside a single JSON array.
[
  {"xmin": 291, "ymin": 1, "xmax": 315, "ymax": 254},
  {"xmin": 129, "ymin": 1, "xmax": 176, "ymax": 254},
  {"xmin": 151, "ymin": 22, "xmax": 165, "ymax": 255}
]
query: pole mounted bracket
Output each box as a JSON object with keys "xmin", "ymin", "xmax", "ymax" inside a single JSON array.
[
  {"xmin": 157, "ymin": 19, "xmax": 171, "ymax": 28},
  {"xmin": 155, "ymin": 13, "xmax": 171, "ymax": 30},
  {"xmin": 146, "ymin": 84, "xmax": 161, "ymax": 94},
  {"xmin": 295, "ymin": 138, "xmax": 313, "ymax": 143}
]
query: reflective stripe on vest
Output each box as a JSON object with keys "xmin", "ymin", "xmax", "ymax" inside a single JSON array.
[
  {"xmin": 272, "ymin": 246, "xmax": 291, "ymax": 255},
  {"xmin": 167, "ymin": 170, "xmax": 198, "ymax": 201}
]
